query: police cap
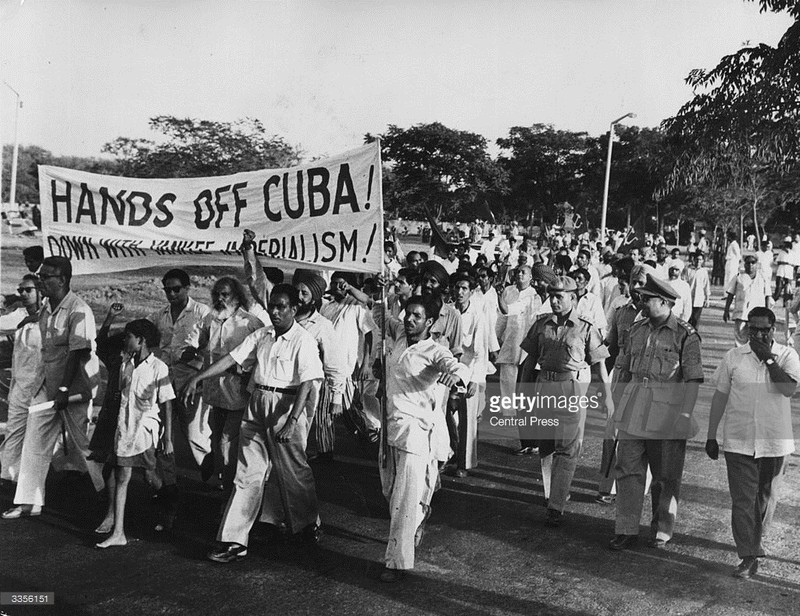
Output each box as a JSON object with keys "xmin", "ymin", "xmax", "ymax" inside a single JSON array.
[
  {"xmin": 547, "ymin": 275, "xmax": 578, "ymax": 294},
  {"xmin": 637, "ymin": 274, "xmax": 679, "ymax": 302}
]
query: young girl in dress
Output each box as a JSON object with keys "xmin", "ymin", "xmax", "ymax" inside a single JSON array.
[{"xmin": 96, "ymin": 319, "xmax": 174, "ymax": 548}]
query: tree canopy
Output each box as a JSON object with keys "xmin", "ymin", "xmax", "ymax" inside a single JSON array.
[
  {"xmin": 103, "ymin": 116, "xmax": 301, "ymax": 178},
  {"xmin": 365, "ymin": 122, "xmax": 508, "ymax": 221}
]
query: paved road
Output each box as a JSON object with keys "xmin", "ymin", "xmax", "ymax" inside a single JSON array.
[{"xmin": 2, "ymin": 292, "xmax": 800, "ymax": 616}]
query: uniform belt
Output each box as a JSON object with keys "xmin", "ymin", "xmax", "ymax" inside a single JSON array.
[
  {"xmin": 255, "ymin": 384, "xmax": 298, "ymax": 395},
  {"xmin": 539, "ymin": 370, "xmax": 577, "ymax": 382}
]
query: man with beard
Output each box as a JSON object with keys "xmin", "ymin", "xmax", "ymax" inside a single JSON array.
[
  {"xmin": 183, "ymin": 277, "xmax": 263, "ymax": 497},
  {"xmin": 418, "ymin": 261, "xmax": 463, "ymax": 467},
  {"xmin": 184, "ymin": 284, "xmax": 323, "ymax": 562},
  {"xmin": 4, "ymin": 257, "xmax": 104, "ymax": 519},
  {"xmin": 609, "ymin": 275, "xmax": 703, "ymax": 551},
  {"xmin": 287, "ymin": 270, "xmax": 347, "ymax": 467},
  {"xmin": 379, "ymin": 294, "xmax": 471, "ymax": 582},
  {"xmin": 319, "ymin": 272, "xmax": 376, "ymax": 455},
  {"xmin": 520, "ymin": 277, "xmax": 613, "ymax": 527}
]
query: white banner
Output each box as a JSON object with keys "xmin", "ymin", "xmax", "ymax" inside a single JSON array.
[{"xmin": 38, "ymin": 142, "xmax": 383, "ymax": 275}]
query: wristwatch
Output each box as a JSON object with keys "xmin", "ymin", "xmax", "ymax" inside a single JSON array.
[
  {"xmin": 765, "ymin": 358, "xmax": 775, "ymax": 366},
  {"xmin": 58, "ymin": 386, "xmax": 69, "ymax": 393}
]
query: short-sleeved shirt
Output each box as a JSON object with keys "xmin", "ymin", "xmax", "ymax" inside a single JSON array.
[
  {"xmin": 116, "ymin": 354, "xmax": 175, "ymax": 458},
  {"xmin": 37, "ymin": 291, "xmax": 99, "ymax": 399},
  {"xmin": 605, "ymin": 302, "xmax": 641, "ymax": 374},
  {"xmin": 196, "ymin": 307, "xmax": 264, "ymax": 410},
  {"xmin": 149, "ymin": 296, "xmax": 211, "ymax": 388},
  {"xmin": 520, "ymin": 310, "xmax": 608, "ymax": 374},
  {"xmin": 725, "ymin": 272, "xmax": 771, "ymax": 321},
  {"xmin": 8, "ymin": 320, "xmax": 42, "ymax": 409},
  {"xmin": 320, "ymin": 296, "xmax": 374, "ymax": 373},
  {"xmin": 229, "ymin": 321, "xmax": 323, "ymax": 388},
  {"xmin": 615, "ymin": 313, "xmax": 704, "ymax": 437},
  {"xmin": 430, "ymin": 302, "xmax": 463, "ymax": 357},
  {"xmin": 296, "ymin": 309, "xmax": 348, "ymax": 403},
  {"xmin": 713, "ymin": 342, "xmax": 800, "ymax": 458},
  {"xmin": 575, "ymin": 291, "xmax": 607, "ymax": 332}
]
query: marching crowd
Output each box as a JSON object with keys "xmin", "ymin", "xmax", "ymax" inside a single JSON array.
[{"xmin": 0, "ymin": 223, "xmax": 797, "ymax": 584}]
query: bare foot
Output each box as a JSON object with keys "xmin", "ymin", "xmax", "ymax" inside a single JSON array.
[
  {"xmin": 94, "ymin": 518, "xmax": 114, "ymax": 534},
  {"xmin": 95, "ymin": 534, "xmax": 127, "ymax": 549}
]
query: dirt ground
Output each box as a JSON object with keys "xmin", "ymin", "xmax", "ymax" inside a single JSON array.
[{"xmin": 1, "ymin": 230, "xmax": 799, "ymax": 616}]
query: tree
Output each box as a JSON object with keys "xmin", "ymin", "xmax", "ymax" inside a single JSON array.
[
  {"xmin": 496, "ymin": 124, "xmax": 589, "ymax": 223},
  {"xmin": 103, "ymin": 116, "xmax": 301, "ymax": 178},
  {"xmin": 365, "ymin": 122, "xmax": 508, "ymax": 221},
  {"xmin": 2, "ymin": 144, "xmax": 121, "ymax": 204},
  {"xmin": 660, "ymin": 0, "xmax": 800, "ymax": 245}
]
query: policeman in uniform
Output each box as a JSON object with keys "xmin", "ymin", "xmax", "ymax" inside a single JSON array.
[
  {"xmin": 520, "ymin": 276, "xmax": 613, "ymax": 527},
  {"xmin": 609, "ymin": 275, "xmax": 704, "ymax": 551}
]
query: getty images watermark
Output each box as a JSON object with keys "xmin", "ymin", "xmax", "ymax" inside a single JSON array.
[{"xmin": 487, "ymin": 392, "xmax": 602, "ymax": 427}]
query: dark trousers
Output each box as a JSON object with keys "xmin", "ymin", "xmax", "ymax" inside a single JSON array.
[
  {"xmin": 724, "ymin": 452, "xmax": 786, "ymax": 558},
  {"xmin": 689, "ymin": 307, "xmax": 703, "ymax": 329},
  {"xmin": 615, "ymin": 436, "xmax": 686, "ymax": 539}
]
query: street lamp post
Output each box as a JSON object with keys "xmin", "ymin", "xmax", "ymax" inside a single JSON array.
[
  {"xmin": 600, "ymin": 112, "xmax": 635, "ymax": 240},
  {"xmin": 3, "ymin": 81, "xmax": 23, "ymax": 209}
]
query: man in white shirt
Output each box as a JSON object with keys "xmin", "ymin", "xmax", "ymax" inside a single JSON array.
[
  {"xmin": 573, "ymin": 267, "xmax": 607, "ymax": 334},
  {"xmin": 184, "ymin": 284, "xmax": 324, "ymax": 563},
  {"xmin": 757, "ymin": 241, "xmax": 774, "ymax": 286},
  {"xmin": 148, "ymin": 269, "xmax": 213, "ymax": 490},
  {"xmin": 724, "ymin": 256, "xmax": 774, "ymax": 346},
  {"xmin": 683, "ymin": 251, "xmax": 711, "ymax": 328},
  {"xmin": 379, "ymin": 294, "xmax": 470, "ymax": 582},
  {"xmin": 706, "ymin": 307, "xmax": 800, "ymax": 579},
  {"xmin": 725, "ymin": 231, "xmax": 742, "ymax": 290},
  {"xmin": 668, "ymin": 260, "xmax": 693, "ymax": 322},
  {"xmin": 0, "ymin": 275, "xmax": 41, "ymax": 486},
  {"xmin": 319, "ymin": 272, "xmax": 376, "ymax": 456}
]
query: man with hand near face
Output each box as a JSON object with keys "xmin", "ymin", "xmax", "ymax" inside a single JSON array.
[
  {"xmin": 723, "ymin": 255, "xmax": 773, "ymax": 347},
  {"xmin": 706, "ymin": 307, "xmax": 799, "ymax": 579}
]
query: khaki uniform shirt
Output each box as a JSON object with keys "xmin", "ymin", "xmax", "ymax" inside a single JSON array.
[
  {"xmin": 520, "ymin": 310, "xmax": 608, "ymax": 375},
  {"xmin": 615, "ymin": 313, "xmax": 704, "ymax": 437}
]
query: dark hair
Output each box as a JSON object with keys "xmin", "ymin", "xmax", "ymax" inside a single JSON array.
[
  {"xmin": 616, "ymin": 257, "xmax": 635, "ymax": 281},
  {"xmin": 270, "ymin": 283, "xmax": 300, "ymax": 307},
  {"xmin": 405, "ymin": 294, "xmax": 441, "ymax": 322},
  {"xmin": 396, "ymin": 268, "xmax": 419, "ymax": 287},
  {"xmin": 125, "ymin": 319, "xmax": 161, "ymax": 348},
  {"xmin": 41, "ymin": 256, "xmax": 72, "ymax": 284},
  {"xmin": 747, "ymin": 306, "xmax": 775, "ymax": 325},
  {"xmin": 554, "ymin": 254, "xmax": 572, "ymax": 272},
  {"xmin": 476, "ymin": 266, "xmax": 494, "ymax": 280},
  {"xmin": 23, "ymin": 246, "xmax": 44, "ymax": 261},
  {"xmin": 212, "ymin": 277, "xmax": 249, "ymax": 308},
  {"xmin": 21, "ymin": 273, "xmax": 39, "ymax": 284},
  {"xmin": 450, "ymin": 271, "xmax": 477, "ymax": 290},
  {"xmin": 162, "ymin": 269, "xmax": 190, "ymax": 287},
  {"xmin": 406, "ymin": 250, "xmax": 421, "ymax": 262},
  {"xmin": 263, "ymin": 267, "xmax": 284, "ymax": 285},
  {"xmin": 572, "ymin": 267, "xmax": 590, "ymax": 281}
]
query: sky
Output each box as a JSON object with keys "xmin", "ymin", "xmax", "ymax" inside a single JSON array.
[{"xmin": 0, "ymin": 0, "xmax": 794, "ymax": 161}]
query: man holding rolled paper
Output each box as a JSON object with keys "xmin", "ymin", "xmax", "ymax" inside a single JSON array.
[{"xmin": 3, "ymin": 256, "xmax": 104, "ymax": 520}]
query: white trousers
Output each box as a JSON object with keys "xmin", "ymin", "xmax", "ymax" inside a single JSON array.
[
  {"xmin": 380, "ymin": 444, "xmax": 437, "ymax": 570},
  {"xmin": 14, "ymin": 387, "xmax": 104, "ymax": 507}
]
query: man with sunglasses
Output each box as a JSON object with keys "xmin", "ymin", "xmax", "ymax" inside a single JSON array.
[
  {"xmin": 706, "ymin": 307, "xmax": 800, "ymax": 579},
  {"xmin": 148, "ymin": 269, "xmax": 212, "ymax": 524},
  {"xmin": 0, "ymin": 275, "xmax": 42, "ymax": 489},
  {"xmin": 4, "ymin": 257, "xmax": 104, "ymax": 519}
]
